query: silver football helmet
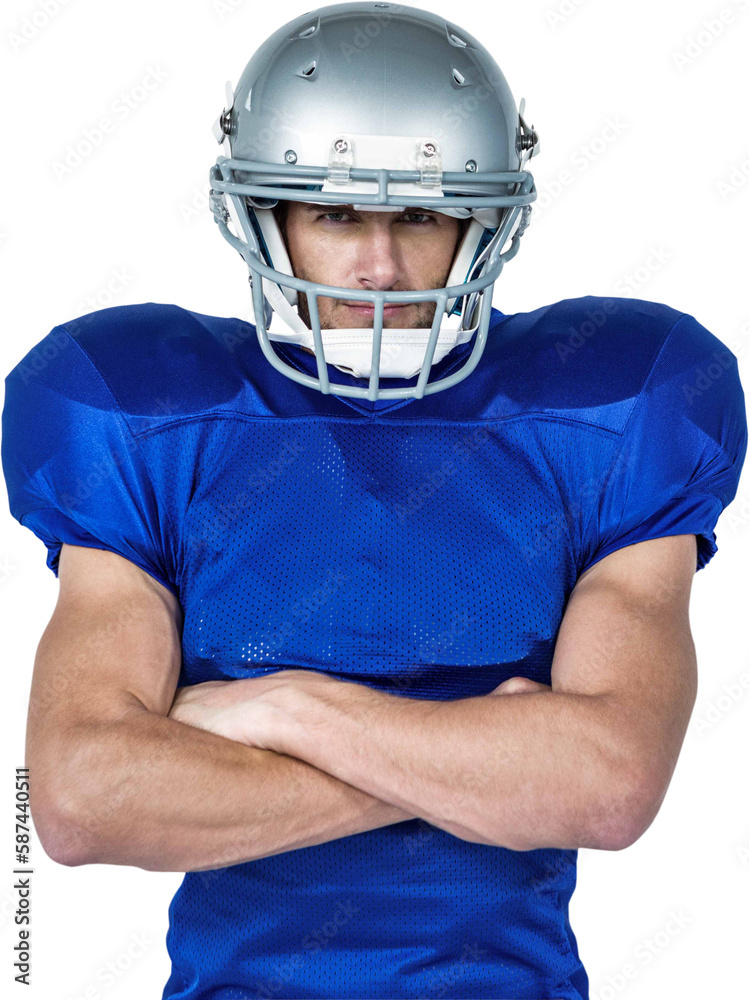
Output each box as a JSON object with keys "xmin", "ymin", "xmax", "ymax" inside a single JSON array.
[{"xmin": 209, "ymin": 1, "xmax": 539, "ymax": 400}]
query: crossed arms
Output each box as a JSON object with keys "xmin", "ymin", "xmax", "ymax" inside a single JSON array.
[{"xmin": 28, "ymin": 536, "xmax": 698, "ymax": 871}]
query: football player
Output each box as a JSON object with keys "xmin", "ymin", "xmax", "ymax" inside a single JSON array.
[{"xmin": 2, "ymin": 3, "xmax": 746, "ymax": 999}]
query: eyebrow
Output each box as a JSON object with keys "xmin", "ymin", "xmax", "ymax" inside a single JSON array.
[{"xmin": 301, "ymin": 204, "xmax": 435, "ymax": 214}]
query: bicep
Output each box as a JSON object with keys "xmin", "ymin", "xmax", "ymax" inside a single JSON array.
[
  {"xmin": 551, "ymin": 534, "xmax": 699, "ymax": 835},
  {"xmin": 28, "ymin": 544, "xmax": 182, "ymax": 801}
]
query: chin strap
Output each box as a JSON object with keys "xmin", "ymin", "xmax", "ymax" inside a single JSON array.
[
  {"xmin": 226, "ymin": 192, "xmax": 498, "ymax": 377},
  {"xmin": 249, "ymin": 226, "xmax": 490, "ymax": 378},
  {"xmin": 261, "ymin": 278, "xmax": 310, "ymax": 334},
  {"xmin": 260, "ymin": 281, "xmax": 482, "ymax": 379}
]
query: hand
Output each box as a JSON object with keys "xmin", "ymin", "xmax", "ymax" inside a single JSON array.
[
  {"xmin": 167, "ymin": 669, "xmax": 334, "ymax": 752},
  {"xmin": 168, "ymin": 672, "xmax": 293, "ymax": 749},
  {"xmin": 168, "ymin": 678, "xmax": 255, "ymax": 743}
]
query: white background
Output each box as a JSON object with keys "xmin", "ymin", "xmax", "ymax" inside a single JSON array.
[{"xmin": 1, "ymin": 0, "xmax": 748, "ymax": 998}]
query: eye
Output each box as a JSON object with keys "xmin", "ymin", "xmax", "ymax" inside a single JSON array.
[
  {"xmin": 317, "ymin": 211, "xmax": 352, "ymax": 223},
  {"xmin": 316, "ymin": 211, "xmax": 435, "ymax": 224},
  {"xmin": 400, "ymin": 212, "xmax": 435, "ymax": 224}
]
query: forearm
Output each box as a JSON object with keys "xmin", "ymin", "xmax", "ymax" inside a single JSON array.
[
  {"xmin": 37, "ymin": 705, "xmax": 415, "ymax": 871},
  {"xmin": 280, "ymin": 681, "xmax": 627, "ymax": 852}
]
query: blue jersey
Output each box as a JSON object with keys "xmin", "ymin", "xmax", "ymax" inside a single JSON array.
[{"xmin": 2, "ymin": 297, "xmax": 746, "ymax": 1000}]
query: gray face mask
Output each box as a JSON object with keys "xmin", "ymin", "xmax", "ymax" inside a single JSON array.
[{"xmin": 209, "ymin": 2, "xmax": 539, "ymax": 400}]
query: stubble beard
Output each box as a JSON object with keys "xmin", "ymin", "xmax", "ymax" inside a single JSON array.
[{"xmin": 293, "ymin": 268, "xmax": 448, "ymax": 330}]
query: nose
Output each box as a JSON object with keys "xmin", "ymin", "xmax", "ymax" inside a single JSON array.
[{"xmin": 352, "ymin": 224, "xmax": 402, "ymax": 292}]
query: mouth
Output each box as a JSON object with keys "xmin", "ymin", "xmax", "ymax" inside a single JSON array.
[{"xmin": 342, "ymin": 303, "xmax": 410, "ymax": 314}]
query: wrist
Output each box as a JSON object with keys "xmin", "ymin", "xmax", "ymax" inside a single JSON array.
[
  {"xmin": 271, "ymin": 669, "xmax": 340, "ymax": 757},
  {"xmin": 274, "ymin": 671, "xmax": 393, "ymax": 769}
]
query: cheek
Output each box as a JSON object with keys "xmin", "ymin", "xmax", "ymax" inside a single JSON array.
[
  {"xmin": 291, "ymin": 229, "xmax": 357, "ymax": 283},
  {"xmin": 403, "ymin": 226, "xmax": 461, "ymax": 267},
  {"xmin": 417, "ymin": 240, "xmax": 452, "ymax": 270}
]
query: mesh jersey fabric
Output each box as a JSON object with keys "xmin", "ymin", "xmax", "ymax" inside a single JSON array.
[{"xmin": 2, "ymin": 295, "xmax": 746, "ymax": 1000}]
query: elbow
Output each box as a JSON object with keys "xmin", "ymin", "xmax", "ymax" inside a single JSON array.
[
  {"xmin": 46, "ymin": 826, "xmax": 96, "ymax": 868},
  {"xmin": 45, "ymin": 836, "xmax": 92, "ymax": 868},
  {"xmin": 32, "ymin": 791, "xmax": 98, "ymax": 867},
  {"xmin": 592, "ymin": 772, "xmax": 660, "ymax": 852},
  {"xmin": 592, "ymin": 815, "xmax": 642, "ymax": 853}
]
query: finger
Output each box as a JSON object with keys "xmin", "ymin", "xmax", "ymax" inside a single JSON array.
[{"xmin": 489, "ymin": 677, "xmax": 548, "ymax": 696}]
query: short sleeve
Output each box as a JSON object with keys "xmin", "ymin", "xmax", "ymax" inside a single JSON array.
[
  {"xmin": 580, "ymin": 312, "xmax": 748, "ymax": 574},
  {"xmin": 2, "ymin": 325, "xmax": 178, "ymax": 596}
]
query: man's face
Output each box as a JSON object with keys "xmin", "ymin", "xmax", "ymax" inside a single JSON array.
[{"xmin": 277, "ymin": 201, "xmax": 467, "ymax": 331}]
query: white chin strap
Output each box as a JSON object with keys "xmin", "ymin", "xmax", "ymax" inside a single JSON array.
[
  {"xmin": 232, "ymin": 188, "xmax": 501, "ymax": 379},
  {"xmin": 262, "ymin": 278, "xmax": 479, "ymax": 378},
  {"xmin": 251, "ymin": 206, "xmax": 492, "ymax": 379}
]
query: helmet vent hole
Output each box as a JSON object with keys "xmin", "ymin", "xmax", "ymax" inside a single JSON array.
[
  {"xmin": 297, "ymin": 22, "xmax": 318, "ymax": 39},
  {"xmin": 299, "ymin": 60, "xmax": 317, "ymax": 78},
  {"xmin": 452, "ymin": 68, "xmax": 466, "ymax": 86},
  {"xmin": 447, "ymin": 29, "xmax": 467, "ymax": 47}
]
